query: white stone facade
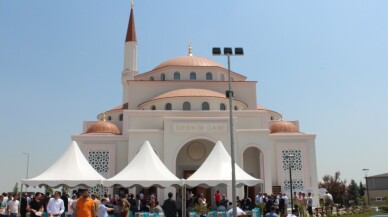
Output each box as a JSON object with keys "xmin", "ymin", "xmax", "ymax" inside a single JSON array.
[{"xmin": 71, "ymin": 5, "xmax": 319, "ymax": 206}]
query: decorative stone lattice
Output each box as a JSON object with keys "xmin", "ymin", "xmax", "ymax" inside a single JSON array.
[
  {"xmin": 282, "ymin": 149, "xmax": 304, "ymax": 192},
  {"xmin": 88, "ymin": 150, "xmax": 109, "ymax": 196}
]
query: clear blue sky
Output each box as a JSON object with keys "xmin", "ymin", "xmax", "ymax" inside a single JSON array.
[{"xmin": 1, "ymin": 0, "xmax": 387, "ymax": 192}]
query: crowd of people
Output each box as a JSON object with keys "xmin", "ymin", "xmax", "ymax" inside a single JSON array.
[
  {"xmin": 0, "ymin": 190, "xmax": 328, "ymax": 217},
  {"xmin": 0, "ymin": 190, "xmax": 185, "ymax": 217}
]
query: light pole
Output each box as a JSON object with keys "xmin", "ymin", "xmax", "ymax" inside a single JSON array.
[
  {"xmin": 22, "ymin": 152, "xmax": 29, "ymax": 192},
  {"xmin": 362, "ymin": 168, "xmax": 370, "ymax": 206},
  {"xmin": 212, "ymin": 47, "xmax": 243, "ymax": 217},
  {"xmin": 285, "ymin": 154, "xmax": 294, "ymax": 212}
]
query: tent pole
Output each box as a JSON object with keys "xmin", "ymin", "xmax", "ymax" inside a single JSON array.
[{"xmin": 182, "ymin": 184, "xmax": 186, "ymax": 217}]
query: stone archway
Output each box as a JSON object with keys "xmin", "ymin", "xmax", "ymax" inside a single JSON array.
[
  {"xmin": 243, "ymin": 146, "xmax": 264, "ymax": 197},
  {"xmin": 176, "ymin": 139, "xmax": 216, "ymax": 208}
]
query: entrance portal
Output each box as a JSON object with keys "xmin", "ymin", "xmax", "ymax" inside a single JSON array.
[
  {"xmin": 243, "ymin": 146, "xmax": 263, "ymax": 196},
  {"xmin": 176, "ymin": 139, "xmax": 215, "ymax": 207}
]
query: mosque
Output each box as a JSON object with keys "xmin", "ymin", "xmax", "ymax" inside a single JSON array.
[{"xmin": 71, "ymin": 2, "xmax": 319, "ymax": 204}]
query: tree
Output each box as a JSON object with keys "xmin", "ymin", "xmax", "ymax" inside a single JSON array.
[
  {"xmin": 13, "ymin": 182, "xmax": 19, "ymax": 196},
  {"xmin": 358, "ymin": 181, "xmax": 366, "ymax": 197},
  {"xmin": 61, "ymin": 186, "xmax": 69, "ymax": 195},
  {"xmin": 347, "ymin": 179, "xmax": 360, "ymax": 205},
  {"xmin": 45, "ymin": 186, "xmax": 54, "ymax": 195},
  {"xmin": 318, "ymin": 171, "xmax": 347, "ymax": 204}
]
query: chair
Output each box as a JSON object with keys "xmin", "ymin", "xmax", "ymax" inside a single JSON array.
[
  {"xmin": 238, "ymin": 215, "xmax": 252, "ymax": 217},
  {"xmin": 315, "ymin": 207, "xmax": 325, "ymax": 217}
]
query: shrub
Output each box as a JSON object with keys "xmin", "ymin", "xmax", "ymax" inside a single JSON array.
[{"xmin": 381, "ymin": 205, "xmax": 388, "ymax": 213}]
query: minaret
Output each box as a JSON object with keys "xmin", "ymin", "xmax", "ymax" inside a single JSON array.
[{"xmin": 122, "ymin": 0, "xmax": 138, "ymax": 84}]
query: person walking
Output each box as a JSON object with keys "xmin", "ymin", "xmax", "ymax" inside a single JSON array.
[
  {"xmin": 28, "ymin": 192, "xmax": 45, "ymax": 217},
  {"xmin": 74, "ymin": 189, "xmax": 95, "ymax": 217},
  {"xmin": 306, "ymin": 193, "xmax": 313, "ymax": 217},
  {"xmin": 7, "ymin": 194, "xmax": 20, "ymax": 217},
  {"xmin": 98, "ymin": 198, "xmax": 114, "ymax": 217},
  {"xmin": 162, "ymin": 192, "xmax": 176, "ymax": 217},
  {"xmin": 47, "ymin": 191, "xmax": 65, "ymax": 217}
]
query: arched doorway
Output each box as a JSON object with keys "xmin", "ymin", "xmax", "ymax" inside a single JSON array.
[
  {"xmin": 243, "ymin": 146, "xmax": 263, "ymax": 199},
  {"xmin": 176, "ymin": 139, "xmax": 216, "ymax": 208}
]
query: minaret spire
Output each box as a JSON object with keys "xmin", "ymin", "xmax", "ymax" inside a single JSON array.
[
  {"xmin": 123, "ymin": 0, "xmax": 138, "ymax": 73},
  {"xmin": 125, "ymin": 0, "xmax": 137, "ymax": 42},
  {"xmin": 122, "ymin": 0, "xmax": 138, "ymax": 101}
]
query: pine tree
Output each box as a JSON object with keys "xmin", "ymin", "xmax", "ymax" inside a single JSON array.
[
  {"xmin": 358, "ymin": 181, "xmax": 366, "ymax": 197},
  {"xmin": 13, "ymin": 182, "xmax": 19, "ymax": 196},
  {"xmin": 347, "ymin": 179, "xmax": 360, "ymax": 205}
]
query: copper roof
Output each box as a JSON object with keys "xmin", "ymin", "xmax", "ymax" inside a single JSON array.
[
  {"xmin": 137, "ymin": 88, "xmax": 231, "ymax": 108},
  {"xmin": 85, "ymin": 121, "xmax": 121, "ymax": 135},
  {"xmin": 269, "ymin": 121, "xmax": 299, "ymax": 134},
  {"xmin": 153, "ymin": 56, "xmax": 223, "ymax": 70},
  {"xmin": 125, "ymin": 7, "xmax": 136, "ymax": 42},
  {"xmin": 256, "ymin": 105, "xmax": 269, "ymax": 110},
  {"xmin": 153, "ymin": 88, "xmax": 225, "ymax": 100},
  {"xmin": 107, "ymin": 103, "xmax": 128, "ymax": 112}
]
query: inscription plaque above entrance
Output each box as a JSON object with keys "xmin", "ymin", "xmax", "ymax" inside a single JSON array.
[{"xmin": 173, "ymin": 121, "xmax": 227, "ymax": 133}]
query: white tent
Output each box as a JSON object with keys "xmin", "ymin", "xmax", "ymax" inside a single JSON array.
[
  {"xmin": 22, "ymin": 141, "xmax": 105, "ymax": 188},
  {"xmin": 103, "ymin": 140, "xmax": 182, "ymax": 188},
  {"xmin": 185, "ymin": 141, "xmax": 263, "ymax": 187}
]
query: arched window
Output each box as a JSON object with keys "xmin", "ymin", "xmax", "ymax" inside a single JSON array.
[
  {"xmin": 234, "ymin": 105, "xmax": 239, "ymax": 111},
  {"xmin": 107, "ymin": 116, "xmax": 112, "ymax": 121},
  {"xmin": 206, "ymin": 72, "xmax": 213, "ymax": 80},
  {"xmin": 220, "ymin": 103, "xmax": 226, "ymax": 110},
  {"xmin": 161, "ymin": 73, "xmax": 166, "ymax": 81},
  {"xmin": 220, "ymin": 74, "xmax": 225, "ymax": 81},
  {"xmin": 183, "ymin": 102, "xmax": 191, "ymax": 111},
  {"xmin": 165, "ymin": 103, "xmax": 172, "ymax": 110},
  {"xmin": 270, "ymin": 116, "xmax": 274, "ymax": 120},
  {"xmin": 190, "ymin": 72, "xmax": 197, "ymax": 80},
  {"xmin": 174, "ymin": 72, "xmax": 180, "ymax": 80},
  {"xmin": 150, "ymin": 76, "xmax": 154, "ymax": 81},
  {"xmin": 202, "ymin": 102, "xmax": 210, "ymax": 110},
  {"xmin": 119, "ymin": 114, "xmax": 123, "ymax": 121},
  {"xmin": 151, "ymin": 105, "xmax": 156, "ymax": 110}
]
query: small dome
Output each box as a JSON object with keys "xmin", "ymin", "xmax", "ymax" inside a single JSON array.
[
  {"xmin": 153, "ymin": 55, "xmax": 223, "ymax": 70},
  {"xmin": 270, "ymin": 121, "xmax": 299, "ymax": 134},
  {"xmin": 86, "ymin": 121, "xmax": 121, "ymax": 135}
]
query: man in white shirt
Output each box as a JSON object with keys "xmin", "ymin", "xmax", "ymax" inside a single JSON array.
[
  {"xmin": 7, "ymin": 194, "xmax": 20, "ymax": 217},
  {"xmin": 68, "ymin": 195, "xmax": 78, "ymax": 217},
  {"xmin": 227, "ymin": 203, "xmax": 246, "ymax": 217},
  {"xmin": 98, "ymin": 198, "xmax": 114, "ymax": 217},
  {"xmin": 47, "ymin": 192, "xmax": 65, "ymax": 217},
  {"xmin": 0, "ymin": 194, "xmax": 9, "ymax": 217}
]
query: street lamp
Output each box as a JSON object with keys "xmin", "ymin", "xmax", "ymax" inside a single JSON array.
[
  {"xmin": 212, "ymin": 47, "xmax": 243, "ymax": 217},
  {"xmin": 22, "ymin": 152, "xmax": 29, "ymax": 193},
  {"xmin": 285, "ymin": 154, "xmax": 294, "ymax": 212},
  {"xmin": 362, "ymin": 168, "xmax": 370, "ymax": 206}
]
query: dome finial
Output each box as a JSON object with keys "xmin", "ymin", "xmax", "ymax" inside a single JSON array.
[
  {"xmin": 102, "ymin": 113, "xmax": 106, "ymax": 121},
  {"xmin": 188, "ymin": 42, "xmax": 193, "ymax": 56},
  {"xmin": 131, "ymin": 0, "xmax": 134, "ymax": 9}
]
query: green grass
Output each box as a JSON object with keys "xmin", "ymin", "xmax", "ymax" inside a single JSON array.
[{"xmin": 341, "ymin": 211, "xmax": 384, "ymax": 217}]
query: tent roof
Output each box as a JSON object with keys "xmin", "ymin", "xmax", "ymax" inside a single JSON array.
[
  {"xmin": 22, "ymin": 141, "xmax": 105, "ymax": 188},
  {"xmin": 185, "ymin": 141, "xmax": 263, "ymax": 187},
  {"xmin": 103, "ymin": 141, "xmax": 182, "ymax": 188}
]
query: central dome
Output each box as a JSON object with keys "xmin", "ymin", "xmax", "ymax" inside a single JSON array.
[{"xmin": 153, "ymin": 55, "xmax": 223, "ymax": 70}]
